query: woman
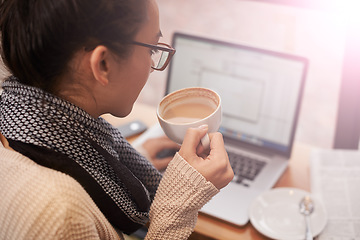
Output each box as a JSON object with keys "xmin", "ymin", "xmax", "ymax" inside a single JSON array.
[{"xmin": 0, "ymin": 0, "xmax": 234, "ymax": 239}]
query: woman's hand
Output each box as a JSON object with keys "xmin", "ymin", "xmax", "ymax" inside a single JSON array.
[
  {"xmin": 142, "ymin": 136, "xmax": 180, "ymax": 171},
  {"xmin": 179, "ymin": 125, "xmax": 234, "ymax": 190}
]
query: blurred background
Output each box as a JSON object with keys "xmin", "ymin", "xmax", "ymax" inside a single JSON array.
[
  {"xmin": 136, "ymin": 0, "xmax": 360, "ymax": 150},
  {"xmin": 0, "ymin": 0, "xmax": 358, "ymax": 150}
]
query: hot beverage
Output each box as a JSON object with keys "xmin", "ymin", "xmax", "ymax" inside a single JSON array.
[
  {"xmin": 162, "ymin": 102, "xmax": 215, "ymax": 124},
  {"xmin": 157, "ymin": 87, "xmax": 222, "ymax": 147}
]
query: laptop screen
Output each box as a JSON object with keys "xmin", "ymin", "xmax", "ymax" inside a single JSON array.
[{"xmin": 166, "ymin": 33, "xmax": 308, "ymax": 156}]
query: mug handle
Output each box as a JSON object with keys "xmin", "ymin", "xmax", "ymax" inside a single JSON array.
[{"xmin": 200, "ymin": 134, "xmax": 210, "ymax": 150}]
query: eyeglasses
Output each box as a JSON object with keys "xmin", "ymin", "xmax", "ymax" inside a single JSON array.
[{"xmin": 132, "ymin": 41, "xmax": 176, "ymax": 71}]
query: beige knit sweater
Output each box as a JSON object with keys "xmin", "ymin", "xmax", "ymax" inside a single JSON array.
[{"xmin": 0, "ymin": 138, "xmax": 219, "ymax": 240}]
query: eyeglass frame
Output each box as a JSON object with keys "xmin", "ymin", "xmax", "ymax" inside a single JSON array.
[{"xmin": 132, "ymin": 41, "xmax": 176, "ymax": 71}]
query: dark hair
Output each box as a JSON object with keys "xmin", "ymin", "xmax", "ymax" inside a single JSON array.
[{"xmin": 0, "ymin": 0, "xmax": 147, "ymax": 93}]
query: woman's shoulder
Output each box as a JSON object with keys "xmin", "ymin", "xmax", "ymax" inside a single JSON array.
[
  {"xmin": 0, "ymin": 145, "xmax": 95, "ymax": 214},
  {"xmin": 1, "ymin": 145, "xmax": 83, "ymax": 191},
  {"xmin": 0, "ymin": 146, "xmax": 120, "ymax": 239}
]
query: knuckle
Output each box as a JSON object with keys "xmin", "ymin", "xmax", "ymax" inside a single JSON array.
[
  {"xmin": 215, "ymin": 158, "xmax": 228, "ymax": 170},
  {"xmin": 228, "ymin": 169, "xmax": 234, "ymax": 180},
  {"xmin": 214, "ymin": 132, "xmax": 223, "ymax": 137},
  {"xmin": 185, "ymin": 127, "xmax": 199, "ymax": 138}
]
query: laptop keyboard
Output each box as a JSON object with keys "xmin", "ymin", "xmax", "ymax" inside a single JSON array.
[{"xmin": 228, "ymin": 151, "xmax": 267, "ymax": 186}]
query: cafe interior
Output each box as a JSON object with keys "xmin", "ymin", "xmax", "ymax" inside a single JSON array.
[
  {"xmin": 0, "ymin": 0, "xmax": 359, "ymax": 239},
  {"xmin": 128, "ymin": 0, "xmax": 360, "ymax": 239}
]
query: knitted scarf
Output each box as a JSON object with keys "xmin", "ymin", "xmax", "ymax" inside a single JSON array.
[{"xmin": 0, "ymin": 77, "xmax": 162, "ymax": 234}]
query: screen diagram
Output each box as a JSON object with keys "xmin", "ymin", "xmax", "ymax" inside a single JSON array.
[{"xmin": 168, "ymin": 37, "xmax": 304, "ymax": 147}]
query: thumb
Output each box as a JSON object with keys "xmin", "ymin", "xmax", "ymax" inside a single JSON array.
[{"xmin": 179, "ymin": 125, "xmax": 208, "ymax": 158}]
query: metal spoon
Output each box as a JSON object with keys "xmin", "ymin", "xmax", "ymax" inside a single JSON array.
[{"xmin": 299, "ymin": 195, "xmax": 314, "ymax": 240}]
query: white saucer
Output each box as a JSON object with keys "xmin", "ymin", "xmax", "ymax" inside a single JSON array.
[{"xmin": 249, "ymin": 187, "xmax": 327, "ymax": 240}]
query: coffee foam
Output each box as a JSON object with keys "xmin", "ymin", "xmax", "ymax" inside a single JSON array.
[{"xmin": 159, "ymin": 87, "xmax": 220, "ymax": 118}]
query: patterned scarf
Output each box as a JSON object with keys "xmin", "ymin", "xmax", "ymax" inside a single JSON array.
[{"xmin": 0, "ymin": 77, "xmax": 162, "ymax": 234}]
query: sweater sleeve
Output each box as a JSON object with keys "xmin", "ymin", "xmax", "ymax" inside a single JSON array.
[{"xmin": 145, "ymin": 153, "xmax": 219, "ymax": 240}]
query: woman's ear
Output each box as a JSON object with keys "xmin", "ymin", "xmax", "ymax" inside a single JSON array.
[{"xmin": 89, "ymin": 46, "xmax": 110, "ymax": 86}]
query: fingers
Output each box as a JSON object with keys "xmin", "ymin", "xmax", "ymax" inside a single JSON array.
[
  {"xmin": 142, "ymin": 136, "xmax": 180, "ymax": 171},
  {"xmin": 145, "ymin": 127, "xmax": 233, "ymax": 189},
  {"xmin": 178, "ymin": 125, "xmax": 208, "ymax": 162},
  {"xmin": 208, "ymin": 133, "xmax": 234, "ymax": 189},
  {"xmin": 179, "ymin": 128, "xmax": 234, "ymax": 190},
  {"xmin": 208, "ymin": 132, "xmax": 226, "ymax": 154},
  {"xmin": 143, "ymin": 136, "xmax": 179, "ymax": 158},
  {"xmin": 151, "ymin": 157, "xmax": 172, "ymax": 171},
  {"xmin": 156, "ymin": 138, "xmax": 180, "ymax": 154}
]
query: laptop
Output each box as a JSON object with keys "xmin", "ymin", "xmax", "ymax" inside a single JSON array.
[{"xmin": 133, "ymin": 32, "xmax": 308, "ymax": 226}]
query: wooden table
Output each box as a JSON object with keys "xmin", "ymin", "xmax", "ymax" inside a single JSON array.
[{"xmin": 102, "ymin": 102, "xmax": 312, "ymax": 240}]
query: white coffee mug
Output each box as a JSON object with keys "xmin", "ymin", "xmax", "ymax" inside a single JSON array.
[{"xmin": 157, "ymin": 87, "xmax": 222, "ymax": 149}]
